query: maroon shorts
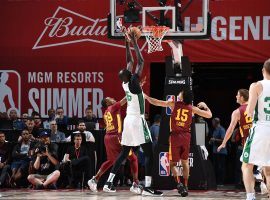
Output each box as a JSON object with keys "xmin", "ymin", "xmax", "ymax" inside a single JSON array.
[
  {"xmin": 169, "ymin": 132, "xmax": 191, "ymax": 161},
  {"xmin": 104, "ymin": 133, "xmax": 122, "ymax": 161}
]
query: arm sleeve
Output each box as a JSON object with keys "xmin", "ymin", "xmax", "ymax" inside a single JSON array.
[{"xmin": 129, "ymin": 74, "xmax": 142, "ymax": 94}]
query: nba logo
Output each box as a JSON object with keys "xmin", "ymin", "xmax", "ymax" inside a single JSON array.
[
  {"xmin": 159, "ymin": 152, "xmax": 170, "ymax": 176},
  {"xmin": 166, "ymin": 95, "xmax": 175, "ymax": 115},
  {"xmin": 0, "ymin": 70, "xmax": 21, "ymax": 115},
  {"xmin": 115, "ymin": 17, "xmax": 122, "ymax": 33}
]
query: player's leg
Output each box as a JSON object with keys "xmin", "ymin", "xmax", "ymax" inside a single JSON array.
[
  {"xmin": 128, "ymin": 149, "xmax": 142, "ymax": 194},
  {"xmin": 140, "ymin": 142, "xmax": 163, "ymax": 196},
  {"xmin": 103, "ymin": 145, "xmax": 132, "ymax": 192},
  {"xmin": 242, "ymin": 163, "xmax": 255, "ymax": 200},
  {"xmin": 263, "ymin": 166, "xmax": 270, "ymax": 196},
  {"xmin": 89, "ymin": 134, "xmax": 120, "ymax": 192}
]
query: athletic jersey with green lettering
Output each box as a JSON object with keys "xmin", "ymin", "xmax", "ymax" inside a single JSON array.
[
  {"xmin": 253, "ymin": 80, "xmax": 270, "ymax": 125},
  {"xmin": 122, "ymin": 81, "xmax": 144, "ymax": 115}
]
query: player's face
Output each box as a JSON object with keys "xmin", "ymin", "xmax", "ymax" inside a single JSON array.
[{"xmin": 236, "ymin": 92, "xmax": 241, "ymax": 104}]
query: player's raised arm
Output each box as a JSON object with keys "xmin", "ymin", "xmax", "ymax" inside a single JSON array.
[
  {"xmin": 120, "ymin": 97, "xmax": 127, "ymax": 106},
  {"xmin": 144, "ymin": 94, "xmax": 174, "ymax": 108},
  {"xmin": 192, "ymin": 102, "xmax": 212, "ymax": 118},
  {"xmin": 130, "ymin": 32, "xmax": 144, "ymax": 77},
  {"xmin": 125, "ymin": 38, "xmax": 134, "ymax": 72}
]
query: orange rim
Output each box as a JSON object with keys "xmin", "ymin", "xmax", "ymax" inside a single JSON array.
[{"xmin": 142, "ymin": 26, "xmax": 169, "ymax": 38}]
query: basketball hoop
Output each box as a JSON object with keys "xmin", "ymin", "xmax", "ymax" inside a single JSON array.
[{"xmin": 142, "ymin": 26, "xmax": 169, "ymax": 53}]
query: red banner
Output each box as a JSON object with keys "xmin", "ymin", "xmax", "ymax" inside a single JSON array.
[{"xmin": 0, "ymin": 0, "xmax": 269, "ymax": 116}]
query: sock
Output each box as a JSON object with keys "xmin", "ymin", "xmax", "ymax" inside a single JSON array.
[
  {"xmin": 145, "ymin": 176, "xmax": 152, "ymax": 187},
  {"xmin": 246, "ymin": 193, "xmax": 255, "ymax": 200},
  {"xmin": 174, "ymin": 176, "xmax": 180, "ymax": 184},
  {"xmin": 107, "ymin": 173, "xmax": 115, "ymax": 183},
  {"xmin": 183, "ymin": 178, "xmax": 188, "ymax": 187}
]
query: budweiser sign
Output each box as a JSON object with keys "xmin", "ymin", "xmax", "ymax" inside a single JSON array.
[{"xmin": 33, "ymin": 6, "xmax": 147, "ymax": 50}]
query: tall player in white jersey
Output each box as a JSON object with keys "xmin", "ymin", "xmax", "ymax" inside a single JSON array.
[
  {"xmin": 103, "ymin": 30, "xmax": 163, "ymax": 196},
  {"xmin": 241, "ymin": 58, "xmax": 270, "ymax": 200}
]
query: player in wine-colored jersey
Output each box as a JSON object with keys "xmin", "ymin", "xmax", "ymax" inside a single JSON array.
[
  {"xmin": 217, "ymin": 89, "xmax": 251, "ymax": 188},
  {"xmin": 218, "ymin": 89, "xmax": 251, "ymax": 150},
  {"xmin": 87, "ymin": 97, "xmax": 141, "ymax": 194},
  {"xmin": 145, "ymin": 88, "xmax": 212, "ymax": 196}
]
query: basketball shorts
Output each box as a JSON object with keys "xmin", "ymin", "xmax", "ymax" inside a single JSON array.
[
  {"xmin": 241, "ymin": 124, "xmax": 270, "ymax": 166},
  {"xmin": 169, "ymin": 132, "xmax": 191, "ymax": 161},
  {"xmin": 104, "ymin": 133, "xmax": 122, "ymax": 161},
  {"xmin": 121, "ymin": 115, "xmax": 152, "ymax": 146}
]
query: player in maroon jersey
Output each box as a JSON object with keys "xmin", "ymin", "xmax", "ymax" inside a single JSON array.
[
  {"xmin": 145, "ymin": 88, "xmax": 212, "ymax": 196},
  {"xmin": 88, "ymin": 97, "xmax": 141, "ymax": 194},
  {"xmin": 218, "ymin": 89, "xmax": 251, "ymax": 151}
]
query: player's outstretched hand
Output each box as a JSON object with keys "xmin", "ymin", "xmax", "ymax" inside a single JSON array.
[{"xmin": 217, "ymin": 143, "xmax": 226, "ymax": 152}]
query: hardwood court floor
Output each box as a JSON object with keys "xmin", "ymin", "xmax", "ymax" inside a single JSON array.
[{"xmin": 0, "ymin": 189, "xmax": 269, "ymax": 200}]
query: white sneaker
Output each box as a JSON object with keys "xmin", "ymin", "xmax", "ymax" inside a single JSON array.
[
  {"xmin": 130, "ymin": 182, "xmax": 142, "ymax": 194},
  {"xmin": 88, "ymin": 177, "xmax": 98, "ymax": 192},
  {"xmin": 260, "ymin": 182, "xmax": 268, "ymax": 195}
]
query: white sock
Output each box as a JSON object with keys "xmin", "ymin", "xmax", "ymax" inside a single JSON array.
[
  {"xmin": 246, "ymin": 192, "xmax": 255, "ymax": 200},
  {"xmin": 107, "ymin": 173, "xmax": 115, "ymax": 183},
  {"xmin": 145, "ymin": 176, "xmax": 152, "ymax": 187}
]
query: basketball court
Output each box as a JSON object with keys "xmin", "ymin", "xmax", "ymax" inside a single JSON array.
[{"xmin": 1, "ymin": 189, "xmax": 268, "ymax": 200}]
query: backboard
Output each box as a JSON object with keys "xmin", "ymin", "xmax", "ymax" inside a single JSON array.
[{"xmin": 108, "ymin": 0, "xmax": 211, "ymax": 40}]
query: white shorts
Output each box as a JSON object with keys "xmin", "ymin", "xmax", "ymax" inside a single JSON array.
[
  {"xmin": 121, "ymin": 115, "xmax": 152, "ymax": 146},
  {"xmin": 241, "ymin": 124, "xmax": 270, "ymax": 166}
]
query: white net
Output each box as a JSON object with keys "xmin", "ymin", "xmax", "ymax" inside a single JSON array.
[{"xmin": 143, "ymin": 26, "xmax": 169, "ymax": 54}]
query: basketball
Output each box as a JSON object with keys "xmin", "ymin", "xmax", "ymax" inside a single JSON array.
[{"xmin": 129, "ymin": 27, "xmax": 141, "ymax": 40}]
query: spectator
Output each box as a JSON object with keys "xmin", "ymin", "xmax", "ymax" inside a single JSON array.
[
  {"xmin": 9, "ymin": 108, "xmax": 24, "ymax": 130},
  {"xmin": 18, "ymin": 117, "xmax": 40, "ymax": 142},
  {"xmin": 0, "ymin": 112, "xmax": 8, "ymax": 119},
  {"xmin": 43, "ymin": 108, "xmax": 55, "ymax": 129},
  {"xmin": 63, "ymin": 133, "xmax": 91, "ymax": 188},
  {"xmin": 66, "ymin": 121, "xmax": 95, "ymax": 143},
  {"xmin": 21, "ymin": 113, "xmax": 29, "ymax": 128},
  {"xmin": 28, "ymin": 131, "xmax": 60, "ymax": 189},
  {"xmin": 0, "ymin": 132, "xmax": 11, "ymax": 188},
  {"xmin": 10, "ymin": 129, "xmax": 32, "ymax": 187},
  {"xmin": 83, "ymin": 107, "xmax": 97, "ymax": 123},
  {"xmin": 33, "ymin": 113, "xmax": 43, "ymax": 130},
  {"xmin": 49, "ymin": 120, "xmax": 66, "ymax": 143},
  {"xmin": 55, "ymin": 107, "xmax": 68, "ymax": 132},
  {"xmin": 144, "ymin": 112, "xmax": 151, "ymax": 127},
  {"xmin": 150, "ymin": 114, "xmax": 161, "ymax": 148},
  {"xmin": 210, "ymin": 117, "xmax": 227, "ymax": 185}
]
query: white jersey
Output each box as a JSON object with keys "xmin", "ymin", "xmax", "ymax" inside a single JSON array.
[
  {"xmin": 121, "ymin": 81, "xmax": 152, "ymax": 146},
  {"xmin": 253, "ymin": 80, "xmax": 270, "ymax": 126},
  {"xmin": 122, "ymin": 82, "xmax": 145, "ymax": 116}
]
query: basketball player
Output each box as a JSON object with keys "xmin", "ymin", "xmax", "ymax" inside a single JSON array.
[
  {"xmin": 144, "ymin": 88, "xmax": 212, "ymax": 196},
  {"xmin": 241, "ymin": 58, "xmax": 270, "ymax": 200},
  {"xmin": 87, "ymin": 96, "xmax": 141, "ymax": 194},
  {"xmin": 217, "ymin": 89, "xmax": 251, "ymax": 150},
  {"xmin": 103, "ymin": 30, "xmax": 163, "ymax": 196}
]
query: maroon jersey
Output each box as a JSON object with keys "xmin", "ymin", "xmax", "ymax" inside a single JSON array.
[
  {"xmin": 170, "ymin": 101, "xmax": 193, "ymax": 133},
  {"xmin": 103, "ymin": 102, "xmax": 122, "ymax": 134},
  {"xmin": 238, "ymin": 104, "xmax": 252, "ymax": 146}
]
